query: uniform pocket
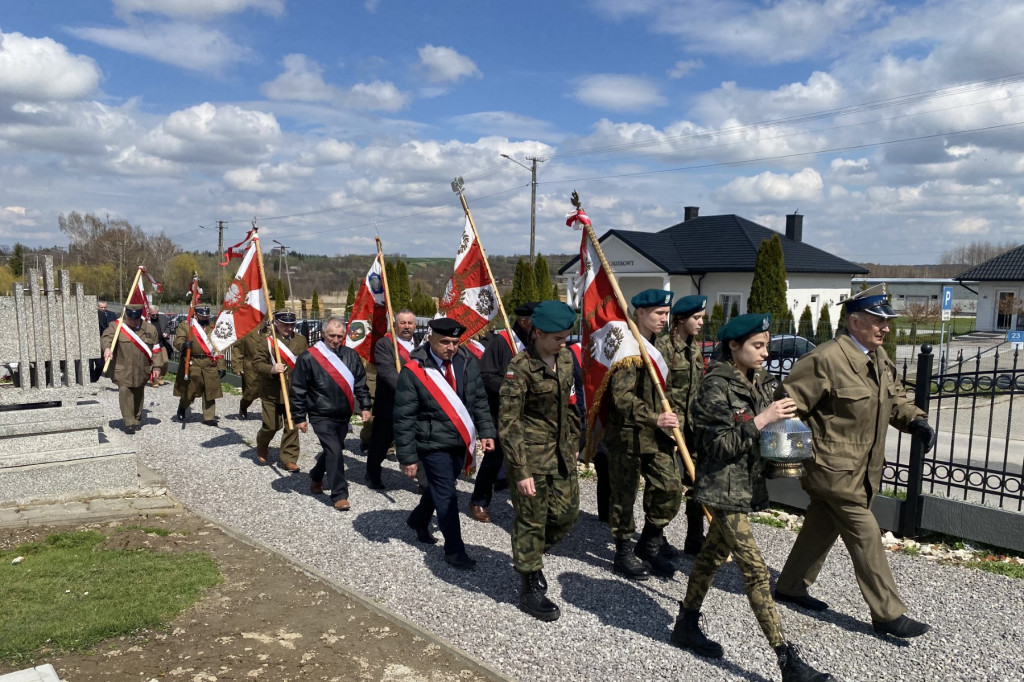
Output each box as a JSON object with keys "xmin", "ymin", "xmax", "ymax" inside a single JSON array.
[{"xmin": 834, "ymin": 385, "xmax": 873, "ymax": 419}]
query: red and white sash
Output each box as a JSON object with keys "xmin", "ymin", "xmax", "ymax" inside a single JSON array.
[
  {"xmin": 120, "ymin": 324, "xmax": 153, "ymax": 361},
  {"xmin": 308, "ymin": 341, "xmax": 355, "ymax": 412},
  {"xmin": 405, "ymin": 359, "xmax": 477, "ymax": 472},
  {"xmin": 643, "ymin": 338, "xmax": 669, "ymax": 391},
  {"xmin": 190, "ymin": 318, "xmax": 216, "ymax": 357},
  {"xmin": 386, "ymin": 334, "xmax": 413, "ymax": 363},
  {"xmin": 496, "ymin": 329, "xmax": 525, "ymax": 353},
  {"xmin": 268, "ymin": 336, "xmax": 297, "ymax": 369},
  {"xmin": 465, "ymin": 339, "xmax": 485, "ymax": 359}
]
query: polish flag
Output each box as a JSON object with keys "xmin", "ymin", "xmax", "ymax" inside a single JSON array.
[
  {"xmin": 436, "ymin": 216, "xmax": 500, "ymax": 343},
  {"xmin": 210, "ymin": 234, "xmax": 267, "ymax": 352},
  {"xmin": 345, "ymin": 253, "xmax": 388, "ymax": 363}
]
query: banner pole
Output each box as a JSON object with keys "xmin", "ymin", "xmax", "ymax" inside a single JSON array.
[
  {"xmin": 376, "ymin": 237, "xmax": 402, "ymax": 373},
  {"xmin": 102, "ymin": 266, "xmax": 144, "ymax": 374},
  {"xmin": 252, "ymin": 221, "xmax": 294, "ymax": 430}
]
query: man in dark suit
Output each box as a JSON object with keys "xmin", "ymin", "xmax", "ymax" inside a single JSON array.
[{"xmin": 366, "ymin": 308, "xmax": 417, "ymax": 489}]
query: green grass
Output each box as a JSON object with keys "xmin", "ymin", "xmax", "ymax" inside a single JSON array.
[
  {"xmin": 750, "ymin": 515, "xmax": 787, "ymax": 529},
  {"xmin": 964, "ymin": 559, "xmax": 1024, "ymax": 579},
  {"xmin": 0, "ymin": 530, "xmax": 220, "ymax": 664},
  {"xmin": 117, "ymin": 525, "xmax": 173, "ymax": 537}
]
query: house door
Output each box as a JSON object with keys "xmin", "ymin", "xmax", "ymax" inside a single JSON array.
[{"xmin": 995, "ymin": 290, "xmax": 1019, "ymax": 330}]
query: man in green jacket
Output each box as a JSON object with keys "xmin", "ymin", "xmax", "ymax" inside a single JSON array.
[{"xmin": 774, "ymin": 285, "xmax": 937, "ymax": 640}]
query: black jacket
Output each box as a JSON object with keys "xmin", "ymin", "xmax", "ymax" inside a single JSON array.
[
  {"xmin": 290, "ymin": 343, "xmax": 371, "ymax": 423},
  {"xmin": 394, "ymin": 345, "xmax": 495, "ymax": 464},
  {"xmin": 372, "ymin": 335, "xmax": 414, "ymax": 416},
  {"xmin": 478, "ymin": 323, "xmax": 530, "ymax": 416}
]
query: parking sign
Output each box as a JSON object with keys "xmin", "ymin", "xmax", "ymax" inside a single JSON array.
[{"xmin": 941, "ymin": 286, "xmax": 954, "ymax": 321}]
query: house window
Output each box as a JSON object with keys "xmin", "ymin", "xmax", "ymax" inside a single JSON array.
[
  {"xmin": 810, "ymin": 295, "xmax": 818, "ymax": 303},
  {"xmin": 898, "ymin": 294, "xmax": 905, "ymax": 299},
  {"xmin": 719, "ymin": 293, "xmax": 742, "ymax": 320},
  {"xmin": 931, "ymin": 294, "xmax": 939, "ymax": 300},
  {"xmin": 839, "ymin": 294, "xmax": 847, "ymax": 302}
]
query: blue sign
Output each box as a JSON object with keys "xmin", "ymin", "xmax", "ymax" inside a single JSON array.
[
  {"xmin": 941, "ymin": 286, "xmax": 954, "ymax": 311},
  {"xmin": 1008, "ymin": 330, "xmax": 1024, "ymax": 344}
]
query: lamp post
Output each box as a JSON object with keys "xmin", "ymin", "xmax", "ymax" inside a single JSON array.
[{"xmin": 500, "ymin": 153, "xmax": 544, "ymax": 266}]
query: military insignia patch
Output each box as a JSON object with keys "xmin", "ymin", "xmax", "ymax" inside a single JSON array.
[{"xmin": 505, "ymin": 370, "xmax": 515, "ymax": 379}]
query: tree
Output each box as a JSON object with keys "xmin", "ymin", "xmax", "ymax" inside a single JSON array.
[
  {"xmin": 506, "ymin": 258, "xmax": 538, "ymax": 312},
  {"xmin": 410, "ymin": 283, "xmax": 437, "ymax": 317},
  {"xmin": 274, "ymin": 280, "xmax": 286, "ymax": 311},
  {"xmin": 747, "ymin": 234, "xmax": 788, "ymax": 321},
  {"xmin": 798, "ymin": 305, "xmax": 814, "ymax": 338},
  {"xmin": 729, "ymin": 300, "xmax": 740, "ymax": 320},
  {"xmin": 9, "ymin": 243, "xmax": 25, "ymax": 277},
  {"xmin": 883, "ymin": 325, "xmax": 898, "ymax": 359},
  {"xmin": 389, "ymin": 260, "xmax": 412, "ymax": 311},
  {"xmin": 552, "ymin": 283, "xmax": 559, "ymax": 301},
  {"xmin": 816, "ymin": 303, "xmax": 832, "ymax": 342},
  {"xmin": 59, "ymin": 211, "xmax": 149, "ymax": 303},
  {"xmin": 709, "ymin": 302, "xmax": 725, "ymax": 339},
  {"xmin": 345, "ymin": 278, "xmax": 356, "ymax": 318},
  {"xmin": 0, "ymin": 265, "xmax": 16, "ymax": 295},
  {"xmin": 311, "ymin": 289, "xmax": 321, "ymax": 319},
  {"xmin": 533, "ymin": 253, "xmax": 554, "ymax": 301},
  {"xmin": 163, "ymin": 254, "xmax": 201, "ymax": 302}
]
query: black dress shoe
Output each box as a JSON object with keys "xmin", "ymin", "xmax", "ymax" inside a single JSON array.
[
  {"xmin": 406, "ymin": 517, "xmax": 437, "ymax": 544},
  {"xmin": 444, "ymin": 552, "xmax": 477, "ymax": 570},
  {"xmin": 873, "ymin": 614, "xmax": 931, "ymax": 639},
  {"xmin": 774, "ymin": 590, "xmax": 830, "ymax": 612},
  {"xmin": 366, "ymin": 477, "xmax": 386, "ymax": 490}
]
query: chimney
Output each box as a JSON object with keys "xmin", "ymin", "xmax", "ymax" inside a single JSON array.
[
  {"xmin": 785, "ymin": 213, "xmax": 803, "ymax": 242},
  {"xmin": 684, "ymin": 206, "xmax": 699, "ymax": 221}
]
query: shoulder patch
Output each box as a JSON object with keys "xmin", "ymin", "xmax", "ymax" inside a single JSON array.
[{"xmin": 505, "ymin": 370, "xmax": 515, "ymax": 379}]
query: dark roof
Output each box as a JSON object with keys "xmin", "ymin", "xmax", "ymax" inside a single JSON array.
[
  {"xmin": 955, "ymin": 244, "xmax": 1024, "ymax": 281},
  {"xmin": 558, "ymin": 214, "xmax": 867, "ymax": 276}
]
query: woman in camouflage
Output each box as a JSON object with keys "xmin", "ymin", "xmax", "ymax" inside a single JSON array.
[
  {"xmin": 498, "ymin": 301, "xmax": 581, "ymax": 623},
  {"xmin": 671, "ymin": 313, "xmax": 833, "ymax": 682}
]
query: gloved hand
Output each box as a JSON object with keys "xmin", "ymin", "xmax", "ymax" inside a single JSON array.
[
  {"xmin": 218, "ymin": 369, "xmax": 226, "ymax": 379},
  {"xmin": 181, "ymin": 341, "xmax": 193, "ymax": 352},
  {"xmin": 909, "ymin": 419, "xmax": 936, "ymax": 452}
]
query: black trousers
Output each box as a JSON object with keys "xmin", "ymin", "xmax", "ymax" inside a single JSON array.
[
  {"xmin": 309, "ymin": 417, "xmax": 349, "ymax": 501},
  {"xmin": 409, "ymin": 449, "xmax": 467, "ymax": 556},
  {"xmin": 366, "ymin": 410, "xmax": 394, "ymax": 481},
  {"xmin": 470, "ymin": 429, "xmax": 504, "ymax": 507}
]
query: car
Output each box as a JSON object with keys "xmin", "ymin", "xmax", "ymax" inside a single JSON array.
[{"xmin": 767, "ymin": 334, "xmax": 815, "ymax": 378}]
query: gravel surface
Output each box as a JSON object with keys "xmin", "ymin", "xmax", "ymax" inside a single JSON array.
[{"xmin": 98, "ymin": 382, "xmax": 1024, "ymax": 682}]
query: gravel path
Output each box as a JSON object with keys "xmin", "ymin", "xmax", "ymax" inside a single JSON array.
[{"xmin": 99, "ymin": 383, "xmax": 1024, "ymax": 682}]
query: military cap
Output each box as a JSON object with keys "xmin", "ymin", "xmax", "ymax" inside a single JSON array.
[
  {"xmin": 531, "ymin": 301, "xmax": 576, "ymax": 333},
  {"xmin": 514, "ymin": 301, "xmax": 540, "ymax": 317},
  {"xmin": 194, "ymin": 306, "xmax": 211, "ymax": 317},
  {"xmin": 844, "ymin": 283, "xmax": 897, "ymax": 318},
  {"xmin": 124, "ymin": 305, "xmax": 144, "ymax": 320},
  {"xmin": 718, "ymin": 312, "xmax": 772, "ymax": 342},
  {"xmin": 428, "ymin": 317, "xmax": 466, "ymax": 338},
  {"xmin": 631, "ymin": 289, "xmax": 673, "ymax": 309},
  {"xmin": 275, "ymin": 311, "xmax": 297, "ymax": 323},
  {"xmin": 671, "ymin": 295, "xmax": 707, "ymax": 318}
]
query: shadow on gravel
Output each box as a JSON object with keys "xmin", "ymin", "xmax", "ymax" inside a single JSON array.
[
  {"xmin": 200, "ymin": 429, "xmax": 249, "ymax": 449},
  {"xmin": 548, "ymin": 511, "xmax": 614, "ymax": 571},
  {"xmin": 776, "ymin": 603, "xmax": 895, "ymax": 641}
]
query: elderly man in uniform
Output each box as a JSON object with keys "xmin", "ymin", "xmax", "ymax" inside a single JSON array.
[
  {"xmin": 232, "ymin": 324, "xmax": 267, "ymax": 419},
  {"xmin": 102, "ymin": 305, "xmax": 167, "ymax": 433},
  {"xmin": 394, "ymin": 317, "xmax": 495, "ymax": 570},
  {"xmin": 774, "ymin": 285, "xmax": 937, "ymax": 640},
  {"xmin": 366, "ymin": 308, "xmax": 418, "ymax": 489},
  {"xmin": 606, "ymin": 289, "xmax": 683, "ymax": 580},
  {"xmin": 656, "ymin": 294, "xmax": 709, "ymax": 556},
  {"xmin": 473, "ymin": 301, "xmax": 538, "ymax": 522},
  {"xmin": 253, "ymin": 311, "xmax": 308, "ymax": 471},
  {"xmin": 173, "ymin": 306, "xmax": 225, "ymax": 425},
  {"xmin": 291, "ymin": 316, "xmax": 371, "ymax": 511}
]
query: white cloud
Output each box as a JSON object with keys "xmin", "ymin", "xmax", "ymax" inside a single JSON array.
[
  {"xmin": 417, "ymin": 45, "xmax": 481, "ymax": 84},
  {"xmin": 112, "ymin": 0, "xmax": 284, "ymax": 20},
  {"xmin": 224, "ymin": 162, "xmax": 313, "ymax": 193},
  {"xmin": 0, "ymin": 31, "xmax": 101, "ymax": 102},
  {"xmin": 573, "ymin": 75, "xmax": 666, "ymax": 112},
  {"xmin": 309, "ymin": 139, "xmax": 356, "ymax": 165},
  {"xmin": 261, "ymin": 54, "xmax": 409, "ymax": 111},
  {"xmin": 449, "ymin": 111, "xmax": 559, "ymax": 141},
  {"xmin": 950, "ymin": 216, "xmax": 990, "ymax": 235},
  {"xmin": 69, "ymin": 22, "xmax": 252, "ymax": 74},
  {"xmin": 142, "ymin": 102, "xmax": 281, "ymax": 164},
  {"xmin": 4, "ymin": 206, "xmax": 26, "ymax": 215},
  {"xmin": 693, "ymin": 71, "xmax": 844, "ymax": 124},
  {"xmin": 667, "ymin": 59, "xmax": 704, "ymax": 79},
  {"xmin": 716, "ymin": 168, "xmax": 824, "ymax": 204}
]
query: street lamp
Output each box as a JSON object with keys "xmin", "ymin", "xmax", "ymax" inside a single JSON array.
[{"xmin": 500, "ymin": 153, "xmax": 544, "ymax": 266}]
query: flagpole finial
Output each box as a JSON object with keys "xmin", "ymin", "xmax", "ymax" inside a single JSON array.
[
  {"xmin": 251, "ymin": 217, "xmax": 259, "ymax": 233},
  {"xmin": 451, "ymin": 176, "xmax": 465, "ymax": 195},
  {"xmin": 571, "ymin": 190, "xmax": 582, "ymax": 210}
]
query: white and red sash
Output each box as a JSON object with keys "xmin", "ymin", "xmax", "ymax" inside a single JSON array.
[
  {"xmin": 190, "ymin": 318, "xmax": 216, "ymax": 357},
  {"xmin": 268, "ymin": 336, "xmax": 297, "ymax": 369},
  {"xmin": 405, "ymin": 359, "xmax": 477, "ymax": 472},
  {"xmin": 308, "ymin": 341, "xmax": 355, "ymax": 412},
  {"xmin": 119, "ymin": 324, "xmax": 153, "ymax": 361},
  {"xmin": 643, "ymin": 338, "xmax": 669, "ymax": 391},
  {"xmin": 496, "ymin": 329, "xmax": 525, "ymax": 354},
  {"xmin": 386, "ymin": 334, "xmax": 414, "ymax": 363},
  {"xmin": 465, "ymin": 339, "xmax": 485, "ymax": 360}
]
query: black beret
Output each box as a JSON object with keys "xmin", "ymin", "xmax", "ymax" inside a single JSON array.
[
  {"xmin": 428, "ymin": 317, "xmax": 466, "ymax": 338},
  {"xmin": 275, "ymin": 311, "xmax": 297, "ymax": 323},
  {"xmin": 631, "ymin": 289, "xmax": 673, "ymax": 309},
  {"xmin": 514, "ymin": 301, "xmax": 540, "ymax": 317},
  {"xmin": 671, "ymin": 295, "xmax": 707, "ymax": 318},
  {"xmin": 718, "ymin": 312, "xmax": 772, "ymax": 342},
  {"xmin": 531, "ymin": 301, "xmax": 576, "ymax": 333},
  {"xmin": 124, "ymin": 306, "xmax": 144, "ymax": 320}
]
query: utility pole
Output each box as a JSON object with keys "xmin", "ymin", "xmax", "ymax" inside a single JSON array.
[
  {"xmin": 216, "ymin": 220, "xmax": 227, "ymax": 304},
  {"xmin": 500, "ymin": 154, "xmax": 545, "ymax": 266},
  {"xmin": 273, "ymin": 239, "xmax": 293, "ymax": 302}
]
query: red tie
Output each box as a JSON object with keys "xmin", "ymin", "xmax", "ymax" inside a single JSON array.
[{"xmin": 443, "ymin": 360, "xmax": 456, "ymax": 391}]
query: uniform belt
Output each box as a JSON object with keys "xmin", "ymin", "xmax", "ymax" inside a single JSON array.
[{"xmin": 190, "ymin": 354, "xmax": 209, "ymax": 359}]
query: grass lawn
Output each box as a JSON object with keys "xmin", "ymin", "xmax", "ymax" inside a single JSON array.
[
  {"xmin": 890, "ymin": 316, "xmax": 976, "ymax": 336},
  {"xmin": 0, "ymin": 529, "xmax": 220, "ymax": 664}
]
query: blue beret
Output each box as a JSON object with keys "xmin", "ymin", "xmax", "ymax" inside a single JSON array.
[
  {"xmin": 631, "ymin": 289, "xmax": 673, "ymax": 309},
  {"xmin": 194, "ymin": 306, "xmax": 211, "ymax": 317},
  {"xmin": 718, "ymin": 313, "xmax": 772, "ymax": 342},
  {"xmin": 844, "ymin": 284, "xmax": 897, "ymax": 318},
  {"xmin": 125, "ymin": 306, "xmax": 144, "ymax": 320},
  {"xmin": 671, "ymin": 295, "xmax": 707, "ymax": 318},
  {"xmin": 531, "ymin": 301, "xmax": 576, "ymax": 333}
]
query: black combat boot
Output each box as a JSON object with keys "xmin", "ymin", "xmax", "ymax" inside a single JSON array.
[
  {"xmin": 635, "ymin": 525, "xmax": 676, "ymax": 577},
  {"xmin": 175, "ymin": 404, "xmax": 187, "ymax": 422},
  {"xmin": 536, "ymin": 569, "xmax": 547, "ymax": 593},
  {"xmin": 775, "ymin": 642, "xmax": 834, "ymax": 682},
  {"xmin": 613, "ymin": 539, "xmax": 651, "ymax": 580},
  {"xmin": 669, "ymin": 603, "xmax": 723, "ymax": 658},
  {"xmin": 683, "ymin": 499, "xmax": 706, "ymax": 556},
  {"xmin": 519, "ymin": 572, "xmax": 560, "ymax": 622}
]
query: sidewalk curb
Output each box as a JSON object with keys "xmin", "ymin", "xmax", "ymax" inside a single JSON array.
[{"xmin": 181, "ymin": 497, "xmax": 517, "ymax": 682}]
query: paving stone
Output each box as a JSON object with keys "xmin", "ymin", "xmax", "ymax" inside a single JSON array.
[
  {"xmin": 129, "ymin": 497, "xmax": 180, "ymax": 511},
  {"xmin": 0, "ymin": 663, "xmax": 63, "ymax": 682}
]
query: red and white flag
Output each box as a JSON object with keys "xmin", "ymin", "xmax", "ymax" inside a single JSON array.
[
  {"xmin": 436, "ymin": 216, "xmax": 500, "ymax": 343},
  {"xmin": 127, "ymin": 266, "xmax": 161, "ymax": 319},
  {"xmin": 211, "ymin": 234, "xmax": 267, "ymax": 352},
  {"xmin": 345, "ymin": 253, "xmax": 388, "ymax": 363}
]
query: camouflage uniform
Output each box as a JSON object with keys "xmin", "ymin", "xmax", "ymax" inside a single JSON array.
[
  {"xmin": 254, "ymin": 332, "xmax": 308, "ymax": 467},
  {"xmin": 231, "ymin": 326, "xmax": 266, "ymax": 414},
  {"xmin": 173, "ymin": 319, "xmax": 225, "ymax": 420},
  {"xmin": 682, "ymin": 360, "xmax": 784, "ymax": 648},
  {"xmin": 499, "ymin": 347, "xmax": 582, "ymax": 574},
  {"xmin": 604, "ymin": 355, "xmax": 682, "ymax": 541}
]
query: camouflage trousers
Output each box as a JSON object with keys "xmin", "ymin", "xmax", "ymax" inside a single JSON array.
[
  {"xmin": 509, "ymin": 472, "xmax": 579, "ymax": 574},
  {"xmin": 683, "ymin": 509, "xmax": 785, "ymax": 648},
  {"xmin": 607, "ymin": 443, "xmax": 682, "ymax": 540}
]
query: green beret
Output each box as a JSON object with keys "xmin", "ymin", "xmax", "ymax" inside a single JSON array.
[
  {"xmin": 631, "ymin": 289, "xmax": 673, "ymax": 309},
  {"xmin": 531, "ymin": 301, "xmax": 576, "ymax": 333},
  {"xmin": 718, "ymin": 312, "xmax": 772, "ymax": 342},
  {"xmin": 672, "ymin": 295, "xmax": 707, "ymax": 318}
]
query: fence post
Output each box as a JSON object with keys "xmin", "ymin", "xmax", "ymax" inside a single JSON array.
[{"xmin": 900, "ymin": 343, "xmax": 933, "ymax": 538}]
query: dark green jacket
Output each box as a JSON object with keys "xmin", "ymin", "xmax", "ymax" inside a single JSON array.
[
  {"xmin": 605, "ymin": 334, "xmax": 675, "ymax": 456},
  {"xmin": 656, "ymin": 332, "xmax": 704, "ymax": 447},
  {"xmin": 394, "ymin": 345, "xmax": 495, "ymax": 464},
  {"xmin": 689, "ymin": 360, "xmax": 778, "ymax": 513},
  {"xmin": 498, "ymin": 347, "xmax": 581, "ymax": 482}
]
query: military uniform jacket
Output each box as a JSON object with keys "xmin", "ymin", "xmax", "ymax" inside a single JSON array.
[
  {"xmin": 605, "ymin": 334, "xmax": 675, "ymax": 456},
  {"xmin": 101, "ymin": 321, "xmax": 167, "ymax": 388},
  {"xmin": 498, "ymin": 347, "xmax": 582, "ymax": 483},
  {"xmin": 372, "ymin": 335, "xmax": 413, "ymax": 416},
  {"xmin": 782, "ymin": 330, "xmax": 924, "ymax": 507},
  {"xmin": 231, "ymin": 327, "xmax": 266, "ymax": 376},
  {"xmin": 657, "ymin": 332, "xmax": 704, "ymax": 446},
  {"xmin": 479, "ymin": 324, "xmax": 529, "ymax": 417},
  {"xmin": 689, "ymin": 361, "xmax": 778, "ymax": 514},
  {"xmin": 393, "ymin": 345, "xmax": 495, "ymax": 465},
  {"xmin": 289, "ymin": 343, "xmax": 370, "ymax": 424},
  {"xmin": 253, "ymin": 332, "xmax": 308, "ymax": 403},
  {"xmin": 172, "ymin": 320, "xmax": 225, "ymax": 401}
]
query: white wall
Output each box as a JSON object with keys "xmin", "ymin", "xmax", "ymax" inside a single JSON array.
[{"xmin": 975, "ymin": 282, "xmax": 1021, "ymax": 332}]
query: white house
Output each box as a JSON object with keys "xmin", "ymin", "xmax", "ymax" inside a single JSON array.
[
  {"xmin": 955, "ymin": 244, "xmax": 1024, "ymax": 332},
  {"xmin": 851, "ymin": 278, "xmax": 978, "ymax": 316}
]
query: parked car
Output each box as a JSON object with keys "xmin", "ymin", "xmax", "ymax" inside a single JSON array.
[{"xmin": 767, "ymin": 334, "xmax": 816, "ymax": 378}]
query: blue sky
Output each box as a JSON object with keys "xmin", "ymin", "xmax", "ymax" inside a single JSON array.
[{"xmin": 2, "ymin": 0, "xmax": 1024, "ymax": 268}]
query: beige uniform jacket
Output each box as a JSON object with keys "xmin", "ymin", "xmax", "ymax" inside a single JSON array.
[
  {"xmin": 101, "ymin": 321, "xmax": 167, "ymax": 388},
  {"xmin": 781, "ymin": 331, "xmax": 924, "ymax": 507},
  {"xmin": 231, "ymin": 327, "xmax": 265, "ymax": 375},
  {"xmin": 253, "ymin": 332, "xmax": 308, "ymax": 403}
]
